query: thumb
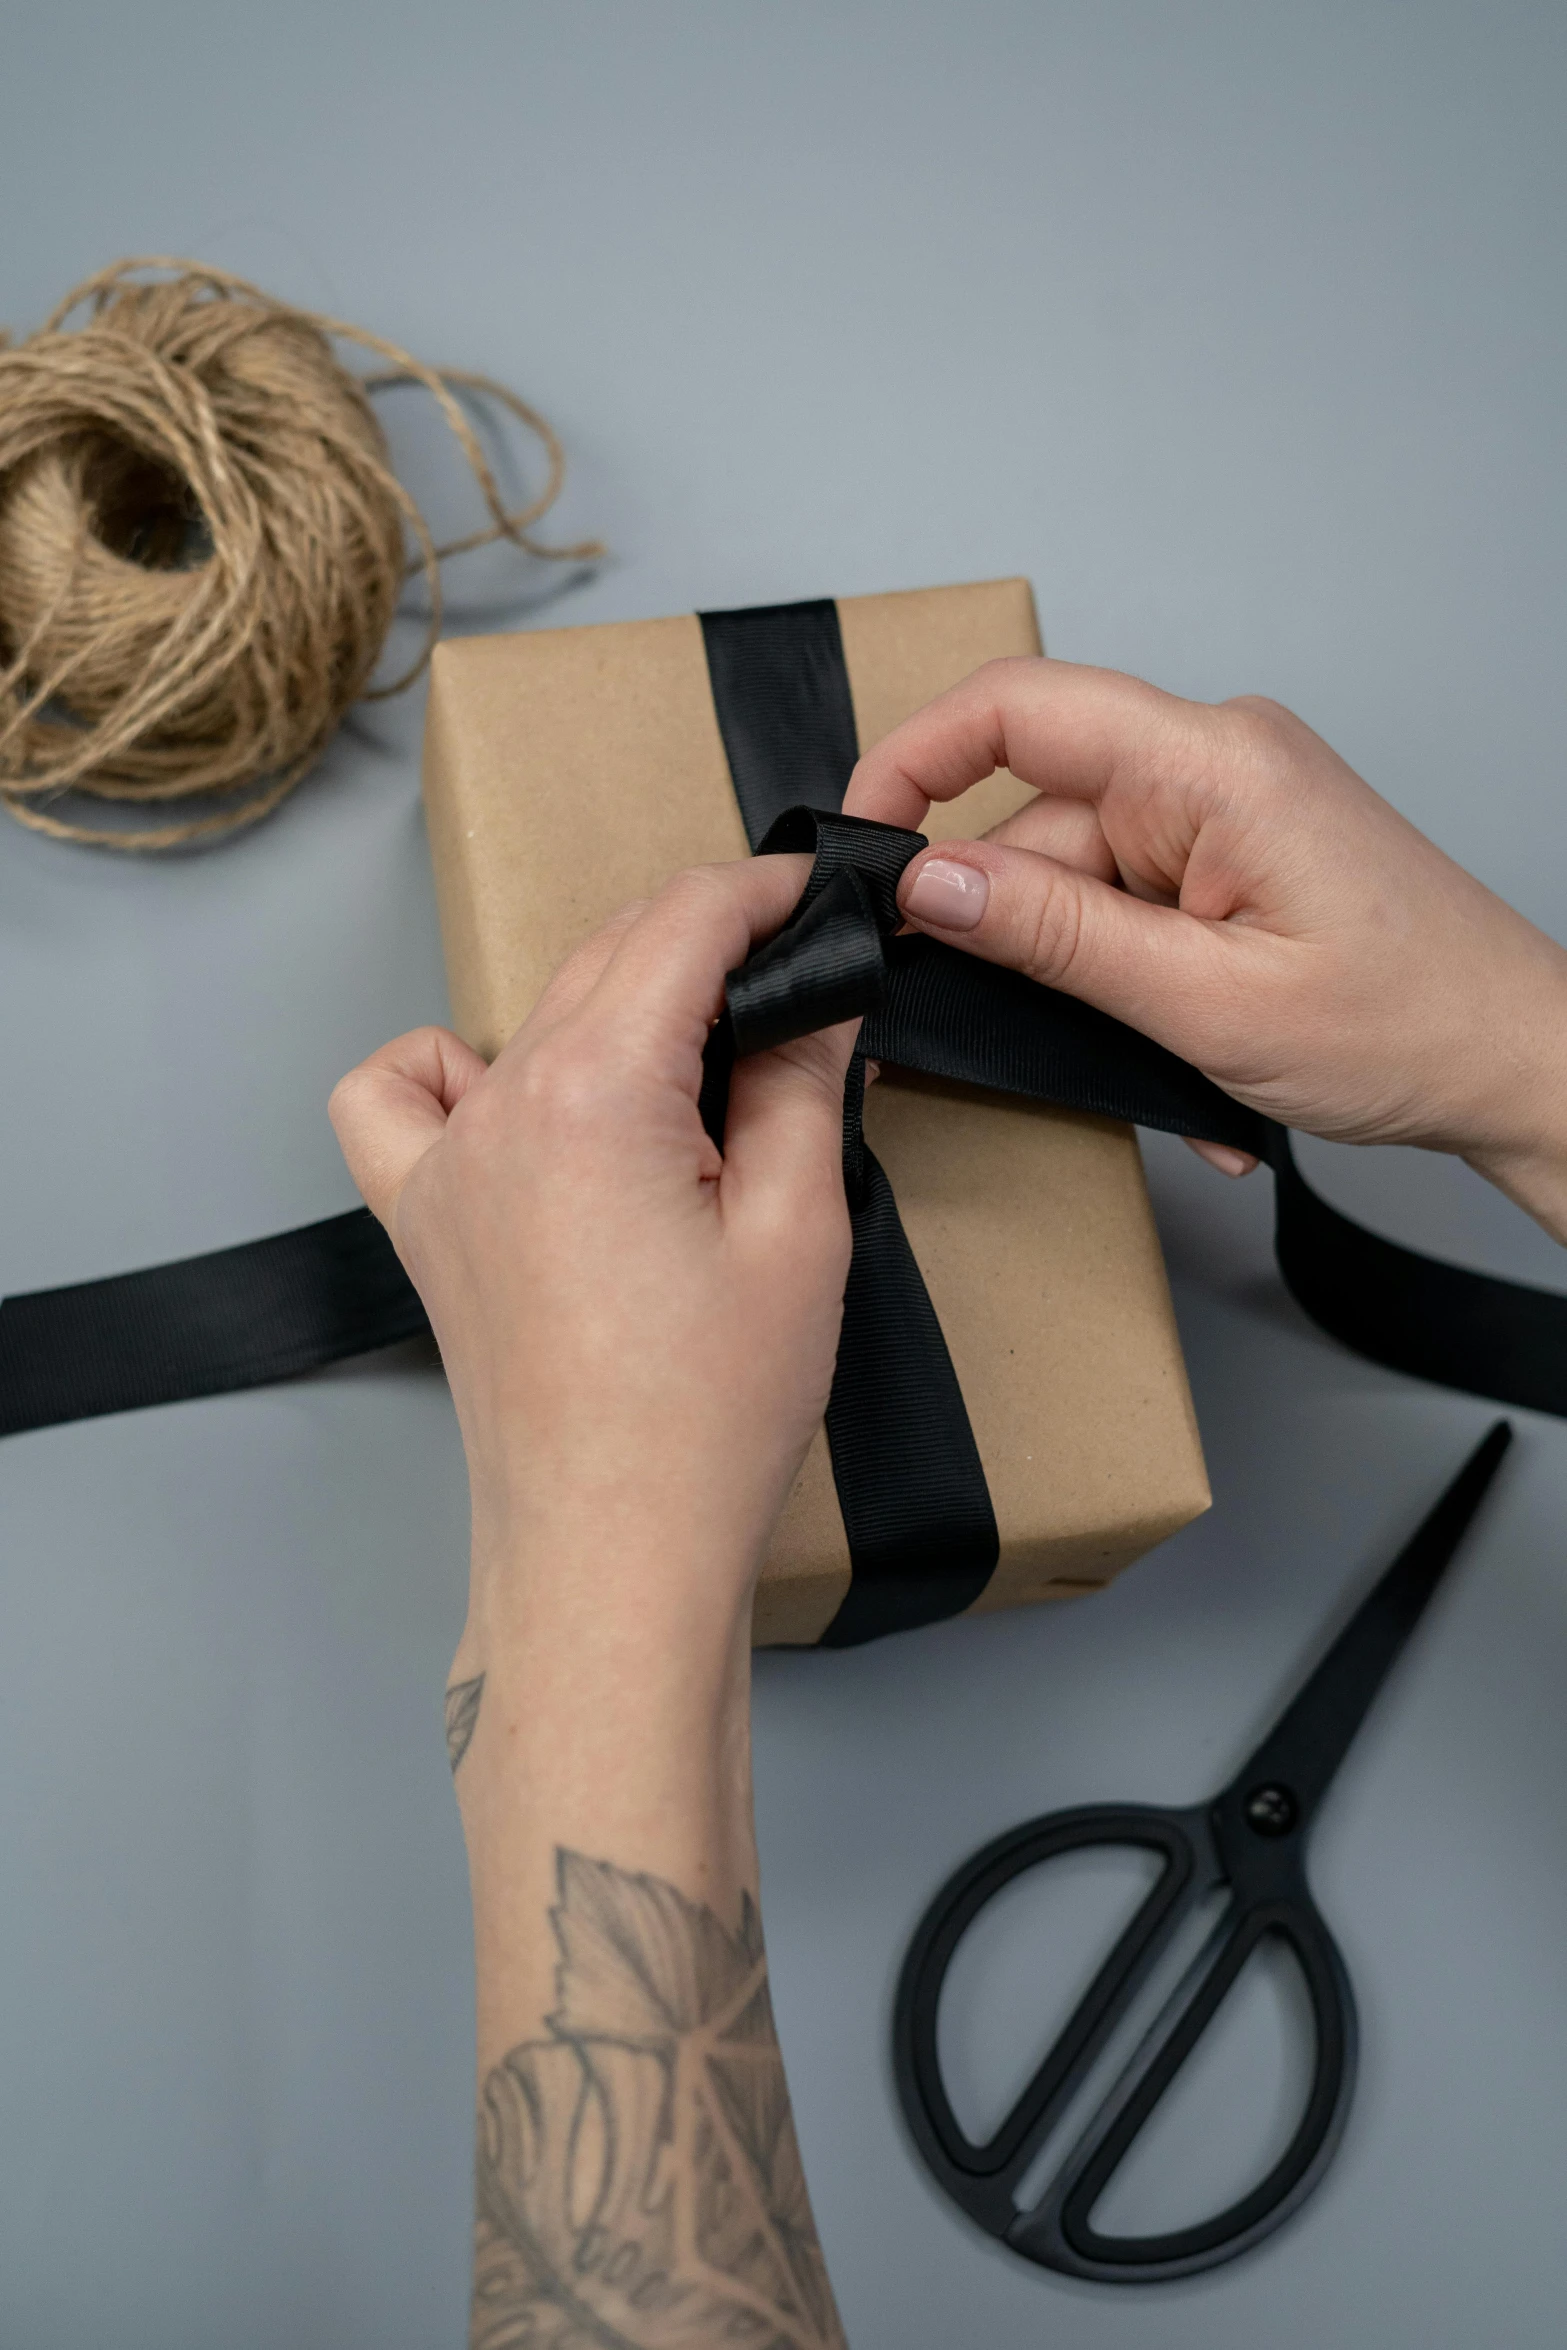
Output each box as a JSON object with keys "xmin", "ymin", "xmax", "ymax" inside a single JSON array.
[
  {"xmin": 328, "ymin": 1025, "xmax": 487, "ymax": 1232},
  {"xmin": 721, "ymin": 1018, "xmax": 860, "ymax": 1233},
  {"xmin": 897, "ymin": 839, "xmax": 1233, "ymax": 1052}
]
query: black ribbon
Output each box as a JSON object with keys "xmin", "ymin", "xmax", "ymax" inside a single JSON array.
[
  {"xmin": 0, "ymin": 1210, "xmax": 427, "ymax": 1437},
  {"xmin": 699, "ymin": 599, "xmax": 860, "ymax": 836},
  {"xmin": 3, "ymin": 597, "xmax": 1565, "ymax": 1647},
  {"xmin": 702, "ymin": 805, "xmax": 1003, "ymax": 1646}
]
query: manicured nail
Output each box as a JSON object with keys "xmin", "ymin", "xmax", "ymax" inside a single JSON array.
[
  {"xmin": 1184, "ymin": 1138, "xmax": 1260, "ymax": 1178},
  {"xmin": 904, "ymin": 857, "xmax": 989, "ymax": 932}
]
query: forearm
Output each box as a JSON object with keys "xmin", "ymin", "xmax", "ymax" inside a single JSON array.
[
  {"xmin": 451, "ymin": 1539, "xmax": 847, "ymax": 2350},
  {"xmin": 327, "ymin": 870, "xmax": 861, "ymax": 2348}
]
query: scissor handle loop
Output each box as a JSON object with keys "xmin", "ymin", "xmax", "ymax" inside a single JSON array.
[
  {"xmin": 1029, "ymin": 1892, "xmax": 1358, "ymax": 2281},
  {"xmin": 892, "ymin": 1804, "xmax": 1359, "ymax": 2278},
  {"xmin": 892, "ymin": 1805, "xmax": 1201, "ymax": 2237}
]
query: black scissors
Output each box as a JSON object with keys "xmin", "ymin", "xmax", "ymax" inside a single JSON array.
[{"xmin": 893, "ymin": 1419, "xmax": 1512, "ymax": 2283}]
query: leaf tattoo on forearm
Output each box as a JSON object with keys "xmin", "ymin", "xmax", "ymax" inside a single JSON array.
[
  {"xmin": 471, "ymin": 1851, "xmax": 846, "ymax": 2349},
  {"xmin": 446, "ymin": 1675, "xmax": 485, "ymax": 1773}
]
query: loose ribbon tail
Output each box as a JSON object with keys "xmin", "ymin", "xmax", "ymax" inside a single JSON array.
[
  {"xmin": 1266, "ymin": 1129, "xmax": 1567, "ymax": 1415},
  {"xmin": 0, "ymin": 1210, "xmax": 428, "ymax": 1439}
]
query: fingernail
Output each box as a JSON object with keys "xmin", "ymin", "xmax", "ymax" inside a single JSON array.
[
  {"xmin": 1189, "ymin": 1141, "xmax": 1259, "ymax": 1178},
  {"xmin": 903, "ymin": 857, "xmax": 989, "ymax": 932}
]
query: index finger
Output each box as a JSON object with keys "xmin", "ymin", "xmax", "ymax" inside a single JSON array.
[
  {"xmin": 843, "ymin": 655, "xmax": 1182, "ymax": 829},
  {"xmin": 580, "ymin": 852, "xmax": 816, "ymax": 1064}
]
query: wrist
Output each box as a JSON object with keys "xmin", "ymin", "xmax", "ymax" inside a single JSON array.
[
  {"xmin": 1459, "ymin": 961, "xmax": 1567, "ymax": 1246},
  {"xmin": 466, "ymin": 1500, "xmax": 763, "ymax": 1651},
  {"xmin": 455, "ymin": 1600, "xmax": 754, "ymax": 1835},
  {"xmin": 1464, "ymin": 1128, "xmax": 1567, "ymax": 1247},
  {"xmin": 453, "ymin": 1540, "xmax": 758, "ymax": 2056},
  {"xmin": 458, "ymin": 1513, "xmax": 758, "ymax": 1812}
]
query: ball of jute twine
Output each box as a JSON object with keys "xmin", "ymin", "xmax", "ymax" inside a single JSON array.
[{"xmin": 0, "ymin": 257, "xmax": 602, "ymax": 850}]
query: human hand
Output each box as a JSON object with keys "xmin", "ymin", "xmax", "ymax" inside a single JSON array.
[
  {"xmin": 328, "ymin": 856, "xmax": 855, "ymax": 1651},
  {"xmin": 845, "ymin": 659, "xmax": 1567, "ymax": 1237}
]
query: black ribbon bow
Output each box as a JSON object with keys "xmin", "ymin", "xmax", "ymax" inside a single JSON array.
[{"xmin": 3, "ymin": 595, "xmax": 1565, "ymax": 1647}]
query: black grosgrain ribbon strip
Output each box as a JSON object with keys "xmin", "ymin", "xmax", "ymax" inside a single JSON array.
[
  {"xmin": 4, "ymin": 598, "xmax": 1567, "ymax": 1647},
  {"xmin": 699, "ymin": 805, "xmax": 1004, "ymax": 1646},
  {"xmin": 0, "ymin": 1210, "xmax": 428, "ymax": 1439},
  {"xmin": 699, "ymin": 599, "xmax": 861, "ymax": 837}
]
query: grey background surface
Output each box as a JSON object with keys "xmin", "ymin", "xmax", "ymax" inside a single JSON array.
[{"xmin": 2, "ymin": 4, "xmax": 1565, "ymax": 2344}]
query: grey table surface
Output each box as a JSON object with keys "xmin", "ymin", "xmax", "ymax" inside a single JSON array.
[{"xmin": 3, "ymin": 5, "xmax": 1566, "ymax": 2345}]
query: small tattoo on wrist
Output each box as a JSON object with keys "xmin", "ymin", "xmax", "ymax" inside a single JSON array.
[{"xmin": 445, "ymin": 1673, "xmax": 485, "ymax": 1773}]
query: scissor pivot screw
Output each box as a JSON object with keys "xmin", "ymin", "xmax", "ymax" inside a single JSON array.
[{"xmin": 1244, "ymin": 1783, "xmax": 1298, "ymax": 1836}]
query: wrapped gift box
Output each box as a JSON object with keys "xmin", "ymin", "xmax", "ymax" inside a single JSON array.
[{"xmin": 422, "ymin": 578, "xmax": 1209, "ymax": 1644}]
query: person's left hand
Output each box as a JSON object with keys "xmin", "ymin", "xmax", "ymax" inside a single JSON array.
[{"xmin": 328, "ymin": 856, "xmax": 856, "ymax": 1660}]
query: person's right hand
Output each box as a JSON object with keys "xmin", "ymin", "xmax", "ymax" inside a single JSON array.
[{"xmin": 844, "ymin": 658, "xmax": 1567, "ymax": 1240}]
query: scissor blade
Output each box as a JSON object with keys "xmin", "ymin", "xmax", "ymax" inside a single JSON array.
[{"xmin": 1228, "ymin": 1420, "xmax": 1511, "ymax": 1829}]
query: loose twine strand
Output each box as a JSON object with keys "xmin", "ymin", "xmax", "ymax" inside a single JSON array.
[{"xmin": 0, "ymin": 257, "xmax": 603, "ymax": 850}]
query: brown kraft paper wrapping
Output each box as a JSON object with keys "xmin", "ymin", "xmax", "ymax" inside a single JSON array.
[{"xmin": 422, "ymin": 578, "xmax": 1210, "ymax": 1644}]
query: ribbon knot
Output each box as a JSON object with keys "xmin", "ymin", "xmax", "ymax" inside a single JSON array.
[{"xmin": 721, "ymin": 806, "xmax": 918, "ymax": 1060}]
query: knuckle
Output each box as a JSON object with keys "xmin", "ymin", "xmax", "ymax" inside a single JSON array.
[
  {"xmin": 647, "ymin": 862, "xmax": 743, "ymax": 951},
  {"xmin": 579, "ymin": 897, "xmax": 650, "ymax": 956},
  {"xmin": 747, "ymin": 1188, "xmax": 853, "ymax": 1289},
  {"xmin": 775, "ymin": 1029, "xmax": 855, "ymax": 1100},
  {"xmin": 1021, "ymin": 872, "xmax": 1087, "ymax": 988},
  {"xmin": 327, "ymin": 1060, "xmax": 381, "ymax": 1134},
  {"xmin": 384, "ymin": 1023, "xmax": 446, "ymax": 1066},
  {"xmin": 964, "ymin": 654, "xmax": 1047, "ymax": 734},
  {"xmin": 662, "ymin": 862, "xmax": 733, "ymax": 916},
  {"xmin": 668, "ymin": 858, "xmax": 776, "ymax": 957},
  {"xmin": 973, "ymin": 654, "xmax": 1035, "ymax": 692},
  {"xmin": 1224, "ymin": 693, "xmax": 1292, "ymax": 725},
  {"xmin": 441, "ymin": 1077, "xmax": 505, "ymax": 1161},
  {"xmin": 1220, "ymin": 696, "xmax": 1302, "ymax": 767},
  {"xmin": 550, "ymin": 902, "xmax": 648, "ymax": 993},
  {"xmin": 514, "ymin": 1034, "xmax": 617, "ymax": 1135},
  {"xmin": 1111, "ymin": 689, "xmax": 1195, "ymax": 800},
  {"xmin": 595, "ymin": 895, "xmax": 652, "ymax": 949}
]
